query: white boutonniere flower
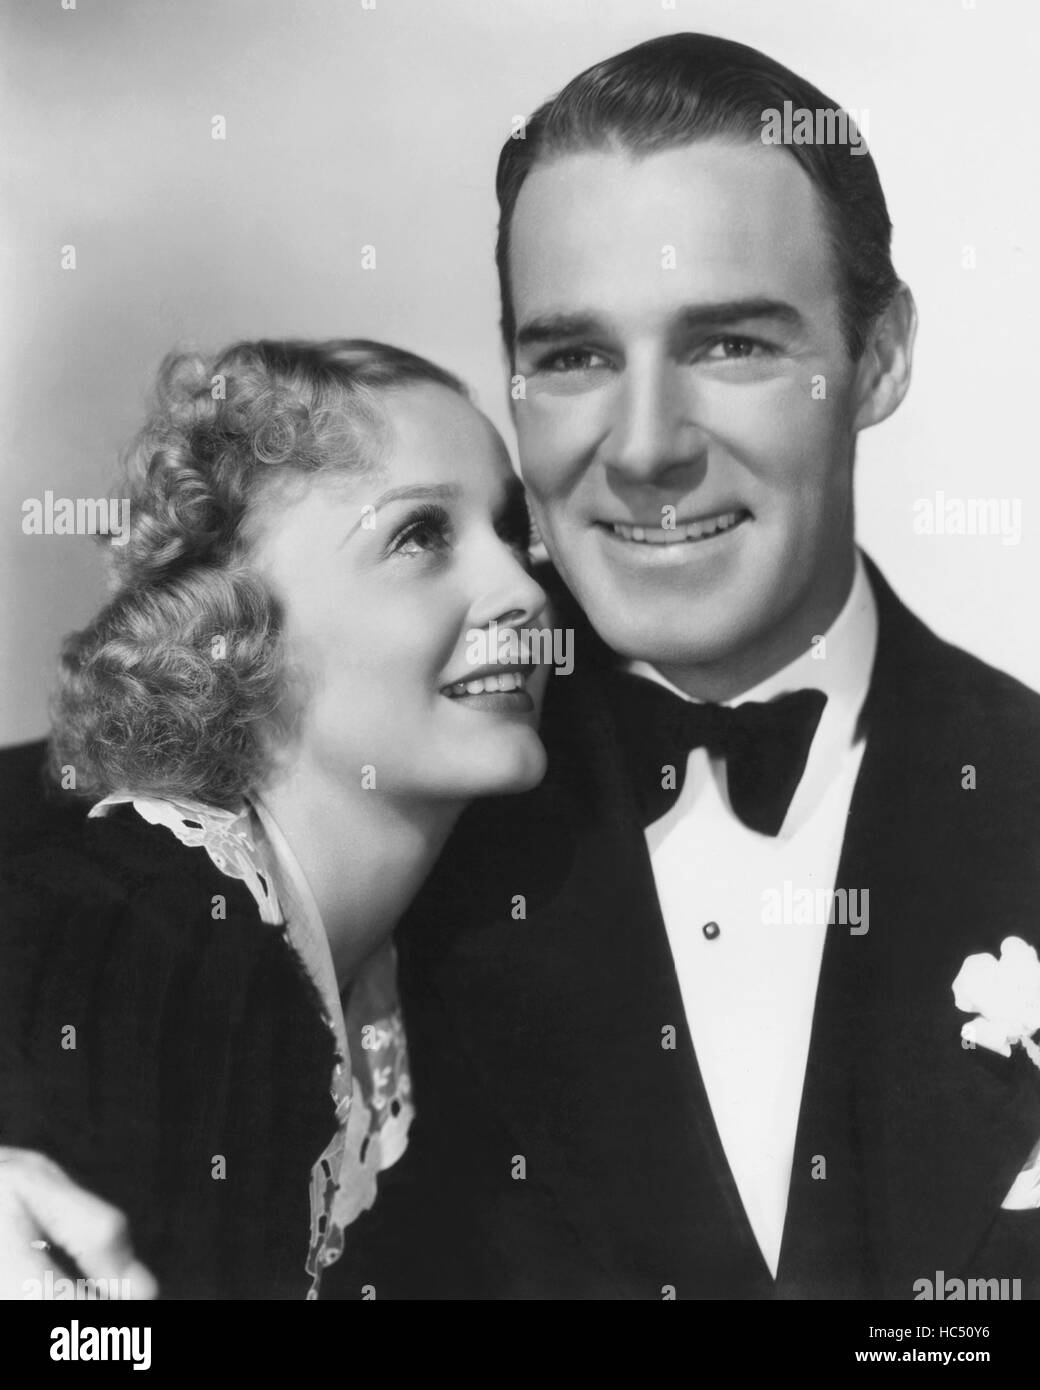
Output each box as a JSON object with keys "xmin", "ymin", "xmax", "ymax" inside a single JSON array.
[{"xmin": 953, "ymin": 936, "xmax": 1040, "ymax": 1069}]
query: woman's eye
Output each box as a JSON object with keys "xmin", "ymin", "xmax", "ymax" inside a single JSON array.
[{"xmin": 390, "ymin": 505, "xmax": 452, "ymax": 558}]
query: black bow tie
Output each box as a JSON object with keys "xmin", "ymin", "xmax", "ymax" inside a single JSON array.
[{"xmin": 609, "ymin": 672, "xmax": 828, "ymax": 836}]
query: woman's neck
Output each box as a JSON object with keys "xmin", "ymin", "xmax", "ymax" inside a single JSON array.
[{"xmin": 255, "ymin": 757, "xmax": 463, "ymax": 991}]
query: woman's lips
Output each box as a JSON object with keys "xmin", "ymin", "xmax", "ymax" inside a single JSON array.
[
  {"xmin": 443, "ymin": 688, "xmax": 536, "ymax": 715},
  {"xmin": 441, "ymin": 670, "xmax": 529, "ymax": 698},
  {"xmin": 440, "ymin": 668, "xmax": 536, "ymax": 715}
]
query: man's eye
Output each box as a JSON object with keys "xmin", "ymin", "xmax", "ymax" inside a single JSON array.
[
  {"xmin": 538, "ymin": 348, "xmax": 608, "ymax": 373},
  {"xmin": 390, "ymin": 504, "xmax": 452, "ymax": 558},
  {"xmin": 702, "ymin": 336, "xmax": 770, "ymax": 362}
]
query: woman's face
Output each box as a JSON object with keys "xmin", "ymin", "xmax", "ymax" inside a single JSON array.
[{"xmin": 250, "ymin": 382, "xmax": 550, "ymax": 805}]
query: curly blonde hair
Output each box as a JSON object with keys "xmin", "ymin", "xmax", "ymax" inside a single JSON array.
[{"xmin": 50, "ymin": 339, "xmax": 467, "ymax": 808}]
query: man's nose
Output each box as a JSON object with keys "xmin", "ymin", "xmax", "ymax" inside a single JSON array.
[{"xmin": 603, "ymin": 361, "xmax": 708, "ymax": 485}]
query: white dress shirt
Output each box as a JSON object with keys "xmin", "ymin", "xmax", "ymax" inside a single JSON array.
[{"xmin": 626, "ymin": 551, "xmax": 878, "ymax": 1277}]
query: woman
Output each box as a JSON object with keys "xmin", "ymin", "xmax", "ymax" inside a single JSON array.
[{"xmin": 0, "ymin": 339, "xmax": 549, "ymax": 1299}]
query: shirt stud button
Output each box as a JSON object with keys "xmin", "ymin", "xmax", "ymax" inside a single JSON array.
[{"xmin": 702, "ymin": 921, "xmax": 720, "ymax": 941}]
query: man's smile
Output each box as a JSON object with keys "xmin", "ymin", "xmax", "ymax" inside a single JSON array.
[
  {"xmin": 591, "ymin": 508, "xmax": 753, "ymax": 566},
  {"xmin": 601, "ymin": 508, "xmax": 751, "ymax": 546}
]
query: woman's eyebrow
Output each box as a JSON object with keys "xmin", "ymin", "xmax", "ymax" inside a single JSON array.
[
  {"xmin": 369, "ymin": 482, "xmax": 460, "ymax": 510},
  {"xmin": 339, "ymin": 483, "xmax": 461, "ymax": 545}
]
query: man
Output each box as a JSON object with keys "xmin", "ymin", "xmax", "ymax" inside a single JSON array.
[
  {"xmin": 340, "ymin": 32, "xmax": 1040, "ymax": 1301},
  {"xmin": 5, "ymin": 32, "xmax": 1040, "ymax": 1300}
]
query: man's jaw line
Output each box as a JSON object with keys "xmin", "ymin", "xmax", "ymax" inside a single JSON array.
[
  {"xmin": 649, "ymin": 549, "xmax": 857, "ymax": 703},
  {"xmin": 559, "ymin": 515, "xmax": 858, "ymax": 701}
]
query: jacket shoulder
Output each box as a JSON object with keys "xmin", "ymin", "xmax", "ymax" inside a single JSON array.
[
  {"xmin": 869, "ymin": 563, "xmax": 1040, "ymax": 764},
  {"xmin": 0, "ymin": 802, "xmax": 335, "ymax": 1298},
  {"xmin": 1, "ymin": 803, "xmax": 272, "ymax": 945},
  {"xmin": 0, "ymin": 807, "xmax": 306, "ymax": 1094}
]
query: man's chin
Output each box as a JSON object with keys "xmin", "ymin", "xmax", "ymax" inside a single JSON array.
[
  {"xmin": 614, "ymin": 636, "xmax": 752, "ymax": 677},
  {"xmin": 571, "ymin": 575, "xmax": 759, "ymax": 668}
]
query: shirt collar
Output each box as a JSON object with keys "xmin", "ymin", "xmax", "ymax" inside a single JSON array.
[{"xmin": 249, "ymin": 791, "xmax": 349, "ymax": 1063}]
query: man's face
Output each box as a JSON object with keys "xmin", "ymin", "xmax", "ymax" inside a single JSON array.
[{"xmin": 508, "ymin": 139, "xmax": 882, "ymax": 692}]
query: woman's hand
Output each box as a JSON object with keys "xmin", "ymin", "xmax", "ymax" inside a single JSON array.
[{"xmin": 0, "ymin": 1148, "xmax": 157, "ymax": 1300}]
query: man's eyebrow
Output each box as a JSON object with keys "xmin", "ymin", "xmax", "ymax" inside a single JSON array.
[
  {"xmin": 675, "ymin": 299, "xmax": 805, "ymax": 331},
  {"xmin": 515, "ymin": 313, "xmax": 606, "ymax": 349},
  {"xmin": 340, "ymin": 483, "xmax": 460, "ymax": 544},
  {"xmin": 515, "ymin": 299, "xmax": 805, "ymax": 349}
]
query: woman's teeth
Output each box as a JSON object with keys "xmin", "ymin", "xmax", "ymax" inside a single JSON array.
[
  {"xmin": 444, "ymin": 671, "xmax": 528, "ymax": 698},
  {"xmin": 609, "ymin": 511, "xmax": 745, "ymax": 544}
]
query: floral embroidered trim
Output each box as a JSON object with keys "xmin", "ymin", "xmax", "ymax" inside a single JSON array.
[{"xmin": 89, "ymin": 793, "xmax": 280, "ymax": 923}]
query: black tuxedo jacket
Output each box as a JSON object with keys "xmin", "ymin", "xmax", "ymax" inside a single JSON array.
[{"xmin": 330, "ymin": 557, "xmax": 1040, "ymax": 1301}]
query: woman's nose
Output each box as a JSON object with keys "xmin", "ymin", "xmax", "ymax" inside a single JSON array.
[{"xmin": 470, "ymin": 552, "xmax": 548, "ymax": 637}]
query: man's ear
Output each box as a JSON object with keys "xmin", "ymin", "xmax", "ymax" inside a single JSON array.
[{"xmin": 852, "ymin": 282, "xmax": 918, "ymax": 433}]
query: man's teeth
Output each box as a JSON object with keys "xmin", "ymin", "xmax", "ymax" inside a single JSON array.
[
  {"xmin": 610, "ymin": 511, "xmax": 745, "ymax": 544},
  {"xmin": 444, "ymin": 671, "xmax": 528, "ymax": 697}
]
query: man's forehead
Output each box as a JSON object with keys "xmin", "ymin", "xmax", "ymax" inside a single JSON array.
[{"xmin": 508, "ymin": 139, "xmax": 833, "ymax": 319}]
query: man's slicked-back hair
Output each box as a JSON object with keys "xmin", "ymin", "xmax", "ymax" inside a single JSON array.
[{"xmin": 496, "ymin": 32, "xmax": 899, "ymax": 360}]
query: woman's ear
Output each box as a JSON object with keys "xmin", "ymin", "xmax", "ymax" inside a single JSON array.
[{"xmin": 852, "ymin": 282, "xmax": 918, "ymax": 433}]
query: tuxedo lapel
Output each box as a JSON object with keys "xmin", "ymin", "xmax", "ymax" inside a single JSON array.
[
  {"xmin": 405, "ymin": 597, "xmax": 772, "ymax": 1296},
  {"xmin": 779, "ymin": 559, "xmax": 1040, "ymax": 1298}
]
